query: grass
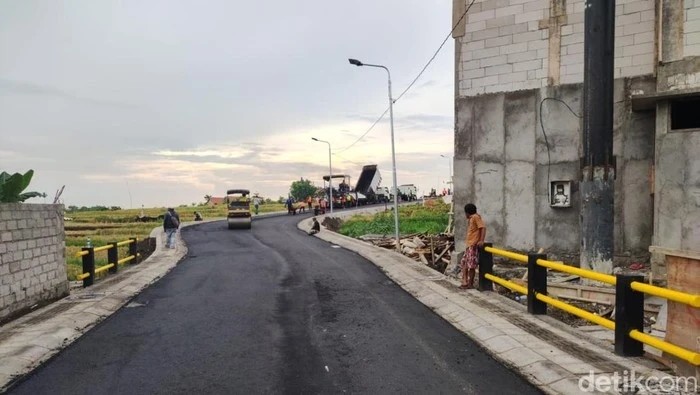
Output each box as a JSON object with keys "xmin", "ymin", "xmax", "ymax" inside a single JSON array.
[
  {"xmin": 339, "ymin": 200, "xmax": 450, "ymax": 238},
  {"xmin": 64, "ymin": 203, "xmax": 287, "ymax": 280}
]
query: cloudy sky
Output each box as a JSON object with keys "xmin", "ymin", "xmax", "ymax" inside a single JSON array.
[{"xmin": 0, "ymin": 0, "xmax": 455, "ymax": 208}]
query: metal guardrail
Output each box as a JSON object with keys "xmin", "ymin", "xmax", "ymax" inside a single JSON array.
[
  {"xmin": 477, "ymin": 243, "xmax": 700, "ymax": 366},
  {"xmin": 629, "ymin": 281, "xmax": 700, "ymax": 308},
  {"xmin": 74, "ymin": 238, "xmax": 139, "ymax": 287},
  {"xmin": 536, "ymin": 258, "xmax": 616, "ymax": 285},
  {"xmin": 484, "ymin": 246, "xmax": 526, "ymax": 263}
]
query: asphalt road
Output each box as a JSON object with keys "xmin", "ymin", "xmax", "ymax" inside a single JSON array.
[{"xmin": 10, "ymin": 213, "xmax": 540, "ymax": 394}]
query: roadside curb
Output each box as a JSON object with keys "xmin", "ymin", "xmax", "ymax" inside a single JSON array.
[{"xmin": 297, "ymin": 214, "xmax": 672, "ymax": 395}]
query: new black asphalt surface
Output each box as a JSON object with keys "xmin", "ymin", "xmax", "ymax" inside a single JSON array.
[{"xmin": 9, "ymin": 213, "xmax": 541, "ymax": 394}]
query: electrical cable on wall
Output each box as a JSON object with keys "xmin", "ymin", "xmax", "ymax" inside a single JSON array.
[
  {"xmin": 539, "ymin": 97, "xmax": 583, "ymax": 189},
  {"xmin": 336, "ymin": 0, "xmax": 478, "ymax": 154}
]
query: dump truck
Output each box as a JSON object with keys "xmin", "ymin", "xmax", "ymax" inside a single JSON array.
[
  {"xmin": 377, "ymin": 186, "xmax": 391, "ymax": 203},
  {"xmin": 397, "ymin": 184, "xmax": 418, "ymax": 201},
  {"xmin": 226, "ymin": 189, "xmax": 252, "ymax": 229},
  {"xmin": 354, "ymin": 165, "xmax": 383, "ymax": 204}
]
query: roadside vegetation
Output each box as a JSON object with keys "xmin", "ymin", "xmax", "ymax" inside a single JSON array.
[{"xmin": 339, "ymin": 200, "xmax": 450, "ymax": 238}]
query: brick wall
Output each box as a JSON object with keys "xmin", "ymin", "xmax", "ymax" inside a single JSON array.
[
  {"xmin": 0, "ymin": 204, "xmax": 68, "ymax": 322},
  {"xmin": 458, "ymin": 0, "xmax": 656, "ymax": 96},
  {"xmin": 685, "ymin": 0, "xmax": 700, "ymax": 56}
]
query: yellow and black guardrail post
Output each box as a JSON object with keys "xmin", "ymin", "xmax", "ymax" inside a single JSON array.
[
  {"xmin": 527, "ymin": 251, "xmax": 547, "ymax": 315},
  {"xmin": 108, "ymin": 242, "xmax": 118, "ymax": 274},
  {"xmin": 478, "ymin": 243, "xmax": 494, "ymax": 291},
  {"xmin": 81, "ymin": 246, "xmax": 95, "ymax": 288},
  {"xmin": 615, "ymin": 273, "xmax": 645, "ymax": 357},
  {"xmin": 129, "ymin": 238, "xmax": 138, "ymax": 264}
]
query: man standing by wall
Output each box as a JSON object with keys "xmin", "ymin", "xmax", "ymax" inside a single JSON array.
[
  {"xmin": 163, "ymin": 207, "xmax": 180, "ymax": 249},
  {"xmin": 460, "ymin": 203, "xmax": 486, "ymax": 289}
]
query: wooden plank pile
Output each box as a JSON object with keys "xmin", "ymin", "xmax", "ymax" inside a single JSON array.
[{"xmin": 359, "ymin": 233, "xmax": 454, "ymax": 273}]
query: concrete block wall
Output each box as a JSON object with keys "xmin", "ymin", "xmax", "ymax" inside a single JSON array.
[
  {"xmin": 653, "ymin": 100, "xmax": 700, "ymax": 257},
  {"xmin": 0, "ymin": 204, "xmax": 68, "ymax": 322},
  {"xmin": 686, "ymin": 0, "xmax": 700, "ymax": 56},
  {"xmin": 460, "ymin": 0, "xmax": 550, "ymax": 96},
  {"xmin": 453, "ymin": 77, "xmax": 655, "ymax": 262},
  {"xmin": 457, "ymin": 0, "xmax": 656, "ymax": 96}
]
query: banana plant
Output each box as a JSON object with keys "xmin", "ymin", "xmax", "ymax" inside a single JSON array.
[{"xmin": 0, "ymin": 170, "xmax": 47, "ymax": 203}]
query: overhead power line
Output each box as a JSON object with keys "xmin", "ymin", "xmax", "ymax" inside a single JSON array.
[
  {"xmin": 335, "ymin": 0, "xmax": 478, "ymax": 154},
  {"xmin": 394, "ymin": 0, "xmax": 477, "ymax": 102}
]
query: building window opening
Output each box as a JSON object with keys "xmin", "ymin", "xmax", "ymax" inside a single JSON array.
[{"xmin": 670, "ymin": 98, "xmax": 700, "ymax": 131}]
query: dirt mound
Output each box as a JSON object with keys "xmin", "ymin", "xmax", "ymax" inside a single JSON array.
[{"xmin": 321, "ymin": 217, "xmax": 342, "ymax": 232}]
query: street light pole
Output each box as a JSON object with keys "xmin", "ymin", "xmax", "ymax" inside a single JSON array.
[
  {"xmin": 441, "ymin": 154, "xmax": 452, "ymax": 193},
  {"xmin": 312, "ymin": 137, "xmax": 333, "ymax": 215},
  {"xmin": 349, "ymin": 58, "xmax": 400, "ymax": 251}
]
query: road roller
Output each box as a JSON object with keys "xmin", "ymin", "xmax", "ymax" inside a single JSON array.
[{"xmin": 226, "ymin": 189, "xmax": 252, "ymax": 229}]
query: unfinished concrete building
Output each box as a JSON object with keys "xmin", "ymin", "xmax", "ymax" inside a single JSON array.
[
  {"xmin": 452, "ymin": 0, "xmax": 699, "ymax": 376},
  {"xmin": 452, "ymin": 0, "xmax": 699, "ymax": 273}
]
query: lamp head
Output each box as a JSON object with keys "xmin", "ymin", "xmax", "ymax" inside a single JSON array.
[
  {"xmin": 348, "ymin": 58, "xmax": 363, "ymax": 66},
  {"xmin": 311, "ymin": 137, "xmax": 319, "ymax": 141}
]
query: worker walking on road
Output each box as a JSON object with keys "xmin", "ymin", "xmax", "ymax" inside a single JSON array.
[
  {"xmin": 163, "ymin": 207, "xmax": 180, "ymax": 249},
  {"xmin": 460, "ymin": 203, "xmax": 486, "ymax": 289},
  {"xmin": 253, "ymin": 195, "xmax": 261, "ymax": 215}
]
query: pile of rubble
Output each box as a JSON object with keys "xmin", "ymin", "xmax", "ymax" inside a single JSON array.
[{"xmin": 359, "ymin": 233, "xmax": 454, "ymax": 273}]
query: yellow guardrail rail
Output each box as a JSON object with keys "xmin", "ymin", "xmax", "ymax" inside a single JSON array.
[
  {"xmin": 484, "ymin": 246, "xmax": 527, "ymax": 263},
  {"xmin": 536, "ymin": 258, "xmax": 617, "ymax": 285},
  {"xmin": 484, "ymin": 244, "xmax": 700, "ymax": 366},
  {"xmin": 74, "ymin": 238, "xmax": 141, "ymax": 283},
  {"xmin": 630, "ymin": 281, "xmax": 700, "ymax": 308},
  {"xmin": 118, "ymin": 255, "xmax": 135, "ymax": 265},
  {"xmin": 535, "ymin": 293, "xmax": 616, "ymax": 330},
  {"xmin": 629, "ymin": 330, "xmax": 700, "ymax": 365},
  {"xmin": 93, "ymin": 245, "xmax": 112, "ymax": 253},
  {"xmin": 75, "ymin": 238, "xmax": 135, "ymax": 257},
  {"xmin": 94, "ymin": 263, "xmax": 115, "ymax": 274},
  {"xmin": 485, "ymin": 273, "xmax": 528, "ymax": 295}
]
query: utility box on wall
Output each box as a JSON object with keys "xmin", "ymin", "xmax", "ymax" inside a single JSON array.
[{"xmin": 550, "ymin": 181, "xmax": 572, "ymax": 208}]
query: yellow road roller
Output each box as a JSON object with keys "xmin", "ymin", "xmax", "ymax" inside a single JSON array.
[{"xmin": 226, "ymin": 189, "xmax": 252, "ymax": 229}]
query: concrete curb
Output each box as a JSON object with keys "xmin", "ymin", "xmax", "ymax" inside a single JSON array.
[{"xmin": 297, "ymin": 213, "xmax": 672, "ymax": 395}]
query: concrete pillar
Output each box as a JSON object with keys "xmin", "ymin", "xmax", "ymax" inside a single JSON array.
[{"xmin": 661, "ymin": 0, "xmax": 684, "ymax": 62}]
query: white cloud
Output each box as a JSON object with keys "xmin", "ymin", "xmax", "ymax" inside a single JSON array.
[{"xmin": 0, "ymin": 0, "xmax": 455, "ymax": 207}]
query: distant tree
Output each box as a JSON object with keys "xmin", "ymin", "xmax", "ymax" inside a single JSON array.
[
  {"xmin": 204, "ymin": 194, "xmax": 212, "ymax": 204},
  {"xmin": 109, "ymin": 206, "xmax": 121, "ymax": 211},
  {"xmin": 264, "ymin": 198, "xmax": 273, "ymax": 204},
  {"xmin": 277, "ymin": 196, "xmax": 286, "ymax": 204},
  {"xmin": 67, "ymin": 205, "xmax": 79, "ymax": 212},
  {"xmin": 289, "ymin": 178, "xmax": 316, "ymax": 202}
]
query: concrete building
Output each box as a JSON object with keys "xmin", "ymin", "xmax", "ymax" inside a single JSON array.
[{"xmin": 451, "ymin": 0, "xmax": 700, "ymax": 274}]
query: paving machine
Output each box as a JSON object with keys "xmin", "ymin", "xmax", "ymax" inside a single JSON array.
[{"xmin": 226, "ymin": 189, "xmax": 252, "ymax": 229}]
